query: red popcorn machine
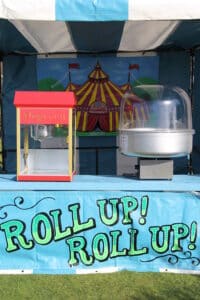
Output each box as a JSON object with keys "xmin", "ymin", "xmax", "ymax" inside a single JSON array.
[{"xmin": 14, "ymin": 91, "xmax": 76, "ymax": 181}]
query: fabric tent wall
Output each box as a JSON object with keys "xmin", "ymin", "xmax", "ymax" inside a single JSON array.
[
  {"xmin": 159, "ymin": 50, "xmax": 191, "ymax": 174},
  {"xmin": 79, "ymin": 136, "xmax": 117, "ymax": 175},
  {"xmin": 192, "ymin": 50, "xmax": 200, "ymax": 174},
  {"xmin": 2, "ymin": 55, "xmax": 37, "ymax": 172},
  {"xmin": 2, "ymin": 50, "xmax": 198, "ymax": 174}
]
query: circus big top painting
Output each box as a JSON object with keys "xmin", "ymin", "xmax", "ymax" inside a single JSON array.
[{"xmin": 37, "ymin": 55, "xmax": 159, "ymax": 135}]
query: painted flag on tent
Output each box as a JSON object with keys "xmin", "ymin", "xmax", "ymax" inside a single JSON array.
[
  {"xmin": 69, "ymin": 63, "xmax": 80, "ymax": 69},
  {"xmin": 129, "ymin": 64, "xmax": 139, "ymax": 70}
]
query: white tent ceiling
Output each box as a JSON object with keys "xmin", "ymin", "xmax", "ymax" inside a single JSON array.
[
  {"xmin": 0, "ymin": 1, "xmax": 200, "ymax": 55},
  {"xmin": 1, "ymin": 0, "xmax": 200, "ymax": 21},
  {"xmin": 9, "ymin": 20, "xmax": 179, "ymax": 54}
]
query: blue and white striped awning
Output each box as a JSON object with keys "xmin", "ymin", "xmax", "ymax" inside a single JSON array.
[
  {"xmin": 1, "ymin": 0, "xmax": 200, "ymax": 21},
  {"xmin": 1, "ymin": 1, "xmax": 200, "ymax": 54}
]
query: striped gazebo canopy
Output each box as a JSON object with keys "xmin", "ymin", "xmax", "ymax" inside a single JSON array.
[
  {"xmin": 1, "ymin": 1, "xmax": 200, "ymax": 22},
  {"xmin": 1, "ymin": 1, "xmax": 200, "ymax": 54}
]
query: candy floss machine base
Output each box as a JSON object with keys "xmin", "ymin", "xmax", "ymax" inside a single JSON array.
[{"xmin": 119, "ymin": 85, "xmax": 195, "ymax": 179}]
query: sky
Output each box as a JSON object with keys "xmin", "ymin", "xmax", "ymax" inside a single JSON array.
[{"xmin": 37, "ymin": 55, "xmax": 159, "ymax": 88}]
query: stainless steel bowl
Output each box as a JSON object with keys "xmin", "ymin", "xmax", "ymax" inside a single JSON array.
[{"xmin": 119, "ymin": 128, "xmax": 195, "ymax": 158}]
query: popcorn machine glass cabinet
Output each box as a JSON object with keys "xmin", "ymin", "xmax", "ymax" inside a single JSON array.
[{"xmin": 14, "ymin": 91, "xmax": 76, "ymax": 181}]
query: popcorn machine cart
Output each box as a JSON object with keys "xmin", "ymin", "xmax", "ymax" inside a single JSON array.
[{"xmin": 14, "ymin": 91, "xmax": 76, "ymax": 181}]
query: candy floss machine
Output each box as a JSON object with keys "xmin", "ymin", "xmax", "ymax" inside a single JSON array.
[
  {"xmin": 14, "ymin": 91, "xmax": 76, "ymax": 181},
  {"xmin": 119, "ymin": 85, "xmax": 195, "ymax": 179}
]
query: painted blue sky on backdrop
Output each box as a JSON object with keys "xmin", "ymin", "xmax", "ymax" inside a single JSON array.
[{"xmin": 37, "ymin": 56, "xmax": 159, "ymax": 88}]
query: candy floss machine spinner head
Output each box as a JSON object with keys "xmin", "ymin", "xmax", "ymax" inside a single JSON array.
[{"xmin": 119, "ymin": 85, "xmax": 195, "ymax": 178}]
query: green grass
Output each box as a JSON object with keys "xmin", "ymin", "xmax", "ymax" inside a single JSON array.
[{"xmin": 0, "ymin": 272, "xmax": 199, "ymax": 300}]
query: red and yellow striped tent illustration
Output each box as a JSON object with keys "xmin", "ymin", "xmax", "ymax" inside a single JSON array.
[
  {"xmin": 66, "ymin": 61, "xmax": 148, "ymax": 132},
  {"xmin": 122, "ymin": 94, "xmax": 149, "ymax": 129},
  {"xmin": 67, "ymin": 62, "xmax": 126, "ymax": 132}
]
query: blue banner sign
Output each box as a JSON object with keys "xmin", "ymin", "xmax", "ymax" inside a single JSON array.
[{"xmin": 0, "ymin": 190, "xmax": 199, "ymax": 274}]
